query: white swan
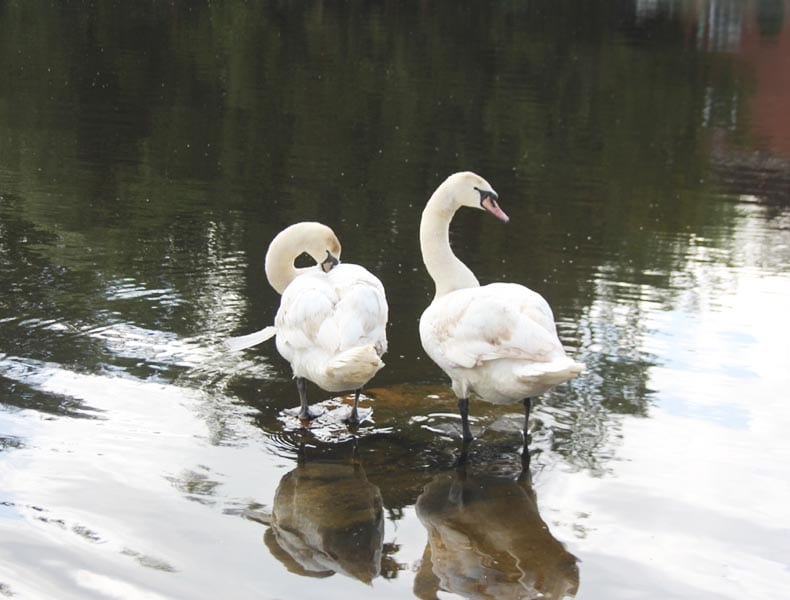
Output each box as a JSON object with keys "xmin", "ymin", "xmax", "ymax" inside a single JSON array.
[
  {"xmin": 230, "ymin": 222, "xmax": 388, "ymax": 424},
  {"xmin": 419, "ymin": 172, "xmax": 584, "ymax": 442}
]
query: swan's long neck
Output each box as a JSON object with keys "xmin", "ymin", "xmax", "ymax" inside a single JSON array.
[
  {"xmin": 420, "ymin": 188, "xmax": 480, "ymax": 299},
  {"xmin": 265, "ymin": 240, "xmax": 312, "ymax": 295}
]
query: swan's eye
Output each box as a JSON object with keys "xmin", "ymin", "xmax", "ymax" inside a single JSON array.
[{"xmin": 474, "ymin": 186, "xmax": 499, "ymax": 205}]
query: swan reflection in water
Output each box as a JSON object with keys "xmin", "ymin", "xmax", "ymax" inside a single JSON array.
[
  {"xmin": 414, "ymin": 461, "xmax": 579, "ymax": 600},
  {"xmin": 262, "ymin": 455, "xmax": 384, "ymax": 584}
]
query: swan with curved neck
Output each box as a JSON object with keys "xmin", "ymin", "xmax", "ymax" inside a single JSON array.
[
  {"xmin": 231, "ymin": 222, "xmax": 388, "ymax": 424},
  {"xmin": 419, "ymin": 172, "xmax": 583, "ymax": 446},
  {"xmin": 264, "ymin": 222, "xmax": 341, "ymax": 295}
]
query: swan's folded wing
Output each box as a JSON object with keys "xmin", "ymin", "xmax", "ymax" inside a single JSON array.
[
  {"xmin": 330, "ymin": 264, "xmax": 389, "ymax": 353},
  {"xmin": 276, "ymin": 265, "xmax": 388, "ymax": 355},
  {"xmin": 429, "ymin": 284, "xmax": 563, "ymax": 368},
  {"xmin": 275, "ymin": 274, "xmax": 339, "ymax": 350}
]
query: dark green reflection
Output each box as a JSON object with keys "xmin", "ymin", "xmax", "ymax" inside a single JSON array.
[{"xmin": 0, "ymin": 1, "xmax": 776, "ymax": 471}]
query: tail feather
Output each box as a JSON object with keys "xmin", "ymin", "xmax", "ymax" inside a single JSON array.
[
  {"xmin": 516, "ymin": 358, "xmax": 585, "ymax": 386},
  {"xmin": 225, "ymin": 326, "xmax": 277, "ymax": 352},
  {"xmin": 325, "ymin": 345, "xmax": 384, "ymax": 389}
]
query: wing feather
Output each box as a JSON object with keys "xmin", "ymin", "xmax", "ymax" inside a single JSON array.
[
  {"xmin": 423, "ymin": 283, "xmax": 562, "ymax": 369},
  {"xmin": 329, "ymin": 264, "xmax": 388, "ymax": 352},
  {"xmin": 274, "ymin": 263, "xmax": 388, "ymax": 358}
]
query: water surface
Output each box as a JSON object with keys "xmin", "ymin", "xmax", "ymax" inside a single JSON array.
[{"xmin": 1, "ymin": 2, "xmax": 789, "ymax": 599}]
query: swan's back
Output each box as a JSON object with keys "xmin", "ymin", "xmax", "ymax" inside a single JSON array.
[
  {"xmin": 420, "ymin": 283, "xmax": 561, "ymax": 367},
  {"xmin": 322, "ymin": 264, "xmax": 388, "ymax": 355},
  {"xmin": 274, "ymin": 263, "xmax": 388, "ymax": 388}
]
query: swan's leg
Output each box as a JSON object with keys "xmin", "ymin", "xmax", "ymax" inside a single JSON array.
[
  {"xmin": 523, "ymin": 397, "xmax": 532, "ymax": 436},
  {"xmin": 296, "ymin": 377, "xmax": 310, "ymax": 421},
  {"xmin": 458, "ymin": 397, "xmax": 473, "ymax": 443},
  {"xmin": 454, "ymin": 442, "xmax": 470, "ymax": 470},
  {"xmin": 348, "ymin": 389, "xmax": 361, "ymax": 425},
  {"xmin": 521, "ymin": 397, "xmax": 532, "ymax": 472}
]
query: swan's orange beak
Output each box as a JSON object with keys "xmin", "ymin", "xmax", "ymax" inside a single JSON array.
[{"xmin": 482, "ymin": 196, "xmax": 509, "ymax": 223}]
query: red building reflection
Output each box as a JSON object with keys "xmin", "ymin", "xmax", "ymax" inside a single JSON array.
[
  {"xmin": 739, "ymin": 2, "xmax": 790, "ymax": 159},
  {"xmin": 668, "ymin": 0, "xmax": 790, "ymax": 201}
]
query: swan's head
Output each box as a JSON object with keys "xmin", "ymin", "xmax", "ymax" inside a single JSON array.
[
  {"xmin": 294, "ymin": 222, "xmax": 342, "ymax": 271},
  {"xmin": 266, "ymin": 222, "xmax": 342, "ymax": 292},
  {"xmin": 442, "ymin": 171, "xmax": 509, "ymax": 223}
]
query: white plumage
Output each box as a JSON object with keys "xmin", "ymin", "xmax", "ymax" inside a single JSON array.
[
  {"xmin": 419, "ymin": 172, "xmax": 583, "ymax": 443},
  {"xmin": 275, "ymin": 262, "xmax": 387, "ymax": 393},
  {"xmin": 230, "ymin": 222, "xmax": 387, "ymax": 423}
]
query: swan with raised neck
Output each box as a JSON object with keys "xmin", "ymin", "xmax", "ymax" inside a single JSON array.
[
  {"xmin": 420, "ymin": 171, "xmax": 508, "ymax": 299},
  {"xmin": 418, "ymin": 172, "xmax": 583, "ymax": 446}
]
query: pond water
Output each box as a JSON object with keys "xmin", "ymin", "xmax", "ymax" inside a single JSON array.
[{"xmin": 1, "ymin": 2, "xmax": 789, "ymax": 599}]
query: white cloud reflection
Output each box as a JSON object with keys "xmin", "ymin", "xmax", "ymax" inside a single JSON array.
[{"xmin": 539, "ymin": 205, "xmax": 790, "ymax": 599}]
